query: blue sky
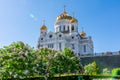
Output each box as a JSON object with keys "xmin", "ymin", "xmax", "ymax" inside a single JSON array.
[{"xmin": 0, "ymin": 0, "xmax": 120, "ymax": 53}]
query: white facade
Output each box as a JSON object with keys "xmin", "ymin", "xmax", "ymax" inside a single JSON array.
[{"xmin": 37, "ymin": 10, "xmax": 94, "ymax": 56}]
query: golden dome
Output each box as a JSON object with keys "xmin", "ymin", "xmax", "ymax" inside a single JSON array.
[
  {"xmin": 40, "ymin": 25, "xmax": 47, "ymax": 31},
  {"xmin": 80, "ymin": 31, "xmax": 86, "ymax": 37},
  {"xmin": 70, "ymin": 17, "xmax": 78, "ymax": 23},
  {"xmin": 56, "ymin": 12, "xmax": 78, "ymax": 23},
  {"xmin": 56, "ymin": 12, "xmax": 72, "ymax": 21},
  {"xmin": 80, "ymin": 27, "xmax": 86, "ymax": 37},
  {"xmin": 56, "ymin": 6, "xmax": 78, "ymax": 23}
]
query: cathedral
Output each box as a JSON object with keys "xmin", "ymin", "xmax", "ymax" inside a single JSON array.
[{"xmin": 37, "ymin": 7, "xmax": 94, "ymax": 56}]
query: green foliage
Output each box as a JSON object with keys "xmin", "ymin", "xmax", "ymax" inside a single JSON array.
[
  {"xmin": 112, "ymin": 68, "xmax": 120, "ymax": 79},
  {"xmin": 0, "ymin": 42, "xmax": 82, "ymax": 79},
  {"xmin": 35, "ymin": 47, "xmax": 82, "ymax": 77},
  {"xmin": 0, "ymin": 41, "xmax": 37, "ymax": 79},
  {"xmin": 112, "ymin": 68, "xmax": 120, "ymax": 75},
  {"xmin": 49, "ymin": 47, "xmax": 82, "ymax": 75},
  {"xmin": 102, "ymin": 68, "xmax": 111, "ymax": 75},
  {"xmin": 84, "ymin": 61, "xmax": 99, "ymax": 75},
  {"xmin": 62, "ymin": 47, "xmax": 75, "ymax": 57}
]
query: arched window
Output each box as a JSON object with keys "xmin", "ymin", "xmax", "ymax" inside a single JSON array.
[
  {"xmin": 72, "ymin": 25, "xmax": 74, "ymax": 31},
  {"xmin": 63, "ymin": 25, "xmax": 65, "ymax": 31},
  {"xmin": 72, "ymin": 44, "xmax": 75, "ymax": 49},
  {"xmin": 59, "ymin": 26, "xmax": 61, "ymax": 31},
  {"xmin": 83, "ymin": 45, "xmax": 86, "ymax": 52},
  {"xmin": 68, "ymin": 26, "xmax": 69, "ymax": 31},
  {"xmin": 59, "ymin": 43, "xmax": 62, "ymax": 51}
]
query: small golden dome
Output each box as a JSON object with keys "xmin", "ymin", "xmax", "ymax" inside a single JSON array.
[
  {"xmin": 80, "ymin": 27, "xmax": 86, "ymax": 37},
  {"xmin": 40, "ymin": 25, "xmax": 47, "ymax": 31},
  {"xmin": 80, "ymin": 31, "xmax": 86, "ymax": 37},
  {"xmin": 70, "ymin": 18, "xmax": 78, "ymax": 23}
]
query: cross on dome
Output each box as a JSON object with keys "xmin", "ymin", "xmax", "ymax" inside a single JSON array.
[
  {"xmin": 64, "ymin": 5, "xmax": 66, "ymax": 13},
  {"xmin": 80, "ymin": 27, "xmax": 86, "ymax": 37},
  {"xmin": 40, "ymin": 20, "xmax": 47, "ymax": 31}
]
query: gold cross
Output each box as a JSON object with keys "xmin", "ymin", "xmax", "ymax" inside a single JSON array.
[
  {"xmin": 72, "ymin": 12, "xmax": 75, "ymax": 17},
  {"xmin": 43, "ymin": 20, "xmax": 45, "ymax": 25},
  {"xmin": 82, "ymin": 27, "xmax": 84, "ymax": 32},
  {"xmin": 64, "ymin": 5, "xmax": 66, "ymax": 12}
]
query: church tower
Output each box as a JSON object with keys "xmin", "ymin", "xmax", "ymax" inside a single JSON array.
[{"xmin": 37, "ymin": 22, "xmax": 48, "ymax": 48}]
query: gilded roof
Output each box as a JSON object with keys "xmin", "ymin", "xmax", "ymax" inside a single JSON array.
[
  {"xmin": 80, "ymin": 31, "xmax": 86, "ymax": 37},
  {"xmin": 56, "ymin": 11, "xmax": 78, "ymax": 23},
  {"xmin": 40, "ymin": 25, "xmax": 47, "ymax": 31}
]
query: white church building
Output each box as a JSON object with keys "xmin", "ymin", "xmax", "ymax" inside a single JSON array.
[{"xmin": 37, "ymin": 7, "xmax": 94, "ymax": 56}]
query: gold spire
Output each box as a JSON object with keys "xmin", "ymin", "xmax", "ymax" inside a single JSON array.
[
  {"xmin": 43, "ymin": 20, "xmax": 45, "ymax": 25},
  {"xmin": 80, "ymin": 27, "xmax": 86, "ymax": 37},
  {"xmin": 72, "ymin": 12, "xmax": 75, "ymax": 18},
  {"xmin": 64, "ymin": 5, "xmax": 66, "ymax": 13},
  {"xmin": 40, "ymin": 20, "xmax": 47, "ymax": 31}
]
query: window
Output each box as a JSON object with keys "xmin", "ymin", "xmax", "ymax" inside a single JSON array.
[
  {"xmin": 40, "ymin": 45, "xmax": 43, "ymax": 47},
  {"xmin": 83, "ymin": 45, "xmax": 86, "ymax": 52},
  {"xmin": 41, "ymin": 38, "xmax": 43, "ymax": 40},
  {"xmin": 78, "ymin": 53, "xmax": 80, "ymax": 56},
  {"xmin": 72, "ymin": 44, "xmax": 75, "ymax": 49},
  {"xmin": 48, "ymin": 44, "xmax": 54, "ymax": 48},
  {"xmin": 59, "ymin": 43, "xmax": 61, "ymax": 51},
  {"xmin": 72, "ymin": 36, "xmax": 74, "ymax": 39},
  {"xmin": 63, "ymin": 25, "xmax": 65, "ymax": 31},
  {"xmin": 59, "ymin": 26, "xmax": 61, "ymax": 31},
  {"xmin": 76, "ymin": 34, "xmax": 78, "ymax": 37},
  {"xmin": 72, "ymin": 25, "xmax": 74, "ymax": 31},
  {"xmin": 49, "ymin": 35, "xmax": 52, "ymax": 38},
  {"xmin": 51, "ymin": 44, "xmax": 53, "ymax": 48},
  {"xmin": 68, "ymin": 26, "xmax": 69, "ymax": 31},
  {"xmin": 59, "ymin": 34, "xmax": 62, "ymax": 37},
  {"xmin": 48, "ymin": 44, "xmax": 49, "ymax": 48}
]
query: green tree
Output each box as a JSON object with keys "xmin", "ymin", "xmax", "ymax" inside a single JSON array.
[
  {"xmin": 102, "ymin": 68, "xmax": 111, "ymax": 75},
  {"xmin": 63, "ymin": 48, "xmax": 82, "ymax": 73},
  {"xmin": 84, "ymin": 61, "xmax": 99, "ymax": 75},
  {"xmin": 50, "ymin": 47, "xmax": 82, "ymax": 75},
  {"xmin": 112, "ymin": 68, "xmax": 120, "ymax": 75},
  {"xmin": 0, "ymin": 42, "xmax": 82, "ymax": 79},
  {"xmin": 0, "ymin": 42, "xmax": 37, "ymax": 79},
  {"xmin": 34, "ymin": 48, "xmax": 56, "ymax": 78},
  {"xmin": 36, "ymin": 47, "xmax": 82, "ymax": 76},
  {"xmin": 112, "ymin": 68, "xmax": 120, "ymax": 79}
]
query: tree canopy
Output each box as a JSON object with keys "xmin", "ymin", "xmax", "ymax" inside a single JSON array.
[
  {"xmin": 0, "ymin": 42, "xmax": 82, "ymax": 79},
  {"xmin": 84, "ymin": 61, "xmax": 99, "ymax": 75}
]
